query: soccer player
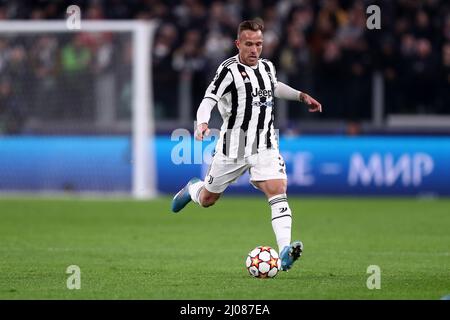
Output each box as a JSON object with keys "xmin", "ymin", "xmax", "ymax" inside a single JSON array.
[{"xmin": 171, "ymin": 19, "xmax": 322, "ymax": 271}]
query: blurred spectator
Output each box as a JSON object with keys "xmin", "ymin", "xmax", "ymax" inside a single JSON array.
[
  {"xmin": 279, "ymin": 29, "xmax": 314, "ymax": 119},
  {"xmin": 0, "ymin": 77, "xmax": 26, "ymax": 133},
  {"xmin": 242, "ymin": 0, "xmax": 263, "ymax": 20},
  {"xmin": 338, "ymin": 1, "xmax": 372, "ymax": 122},
  {"xmin": 410, "ymin": 38, "xmax": 438, "ymax": 113},
  {"xmin": 437, "ymin": 42, "xmax": 450, "ymax": 113},
  {"xmin": 379, "ymin": 36, "xmax": 402, "ymax": 114},
  {"xmin": 172, "ymin": 29, "xmax": 208, "ymax": 119},
  {"xmin": 30, "ymin": 35, "xmax": 59, "ymax": 118},
  {"xmin": 289, "ymin": 4, "xmax": 315, "ymax": 39},
  {"xmin": 60, "ymin": 34, "xmax": 93, "ymax": 119},
  {"xmin": 260, "ymin": 5, "xmax": 281, "ymax": 61},
  {"xmin": 413, "ymin": 10, "xmax": 433, "ymax": 39},
  {"xmin": 174, "ymin": 0, "xmax": 207, "ymax": 30},
  {"xmin": 310, "ymin": 7, "xmax": 337, "ymax": 56},
  {"xmin": 204, "ymin": 1, "xmax": 237, "ymax": 75},
  {"xmin": 117, "ymin": 39, "xmax": 133, "ymax": 120},
  {"xmin": 444, "ymin": 14, "xmax": 450, "ymax": 42},
  {"xmin": 316, "ymin": 39, "xmax": 345, "ymax": 119},
  {"xmin": 153, "ymin": 23, "xmax": 180, "ymax": 119}
]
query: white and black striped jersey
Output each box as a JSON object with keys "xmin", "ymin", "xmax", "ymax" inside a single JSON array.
[{"xmin": 204, "ymin": 54, "xmax": 279, "ymax": 159}]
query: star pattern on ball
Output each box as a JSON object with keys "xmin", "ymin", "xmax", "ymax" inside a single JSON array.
[
  {"xmin": 269, "ymin": 257, "xmax": 278, "ymax": 268},
  {"xmin": 251, "ymin": 256, "xmax": 261, "ymax": 268}
]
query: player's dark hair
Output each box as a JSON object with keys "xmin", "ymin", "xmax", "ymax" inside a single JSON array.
[{"xmin": 237, "ymin": 19, "xmax": 264, "ymax": 39}]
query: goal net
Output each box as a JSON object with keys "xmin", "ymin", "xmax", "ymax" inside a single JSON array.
[{"xmin": 0, "ymin": 21, "xmax": 158, "ymax": 199}]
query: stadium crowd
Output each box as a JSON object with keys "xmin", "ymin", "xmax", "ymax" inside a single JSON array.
[{"xmin": 0, "ymin": 0, "xmax": 449, "ymax": 134}]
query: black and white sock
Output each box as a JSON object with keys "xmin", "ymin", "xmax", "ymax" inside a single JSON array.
[{"xmin": 268, "ymin": 194, "xmax": 292, "ymax": 253}]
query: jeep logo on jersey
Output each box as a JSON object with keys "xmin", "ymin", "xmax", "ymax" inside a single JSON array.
[{"xmin": 252, "ymin": 88, "xmax": 273, "ymax": 98}]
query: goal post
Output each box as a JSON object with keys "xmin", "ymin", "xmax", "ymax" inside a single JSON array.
[
  {"xmin": 132, "ymin": 22, "xmax": 156, "ymax": 199},
  {"xmin": 0, "ymin": 20, "xmax": 158, "ymax": 199}
]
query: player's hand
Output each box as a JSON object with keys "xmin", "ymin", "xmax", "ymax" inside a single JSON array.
[
  {"xmin": 300, "ymin": 92, "xmax": 322, "ymax": 113},
  {"xmin": 195, "ymin": 123, "xmax": 210, "ymax": 141}
]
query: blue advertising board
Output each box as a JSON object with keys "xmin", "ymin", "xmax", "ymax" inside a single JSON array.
[{"xmin": 0, "ymin": 135, "xmax": 449, "ymax": 196}]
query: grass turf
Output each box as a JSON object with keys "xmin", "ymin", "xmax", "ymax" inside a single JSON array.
[{"xmin": 0, "ymin": 196, "xmax": 449, "ymax": 300}]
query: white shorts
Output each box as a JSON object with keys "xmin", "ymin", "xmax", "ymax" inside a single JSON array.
[{"xmin": 203, "ymin": 149, "xmax": 287, "ymax": 194}]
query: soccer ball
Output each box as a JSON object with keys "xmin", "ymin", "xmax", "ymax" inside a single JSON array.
[{"xmin": 245, "ymin": 246, "xmax": 281, "ymax": 278}]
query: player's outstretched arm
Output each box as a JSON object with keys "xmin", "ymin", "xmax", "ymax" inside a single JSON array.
[
  {"xmin": 275, "ymin": 81, "xmax": 322, "ymax": 113},
  {"xmin": 195, "ymin": 98, "xmax": 215, "ymax": 141}
]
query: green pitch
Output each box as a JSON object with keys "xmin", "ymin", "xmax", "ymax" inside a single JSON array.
[{"xmin": 0, "ymin": 196, "xmax": 449, "ymax": 300}]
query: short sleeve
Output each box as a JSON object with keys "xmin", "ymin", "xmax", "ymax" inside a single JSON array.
[{"xmin": 204, "ymin": 65, "xmax": 233, "ymax": 102}]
